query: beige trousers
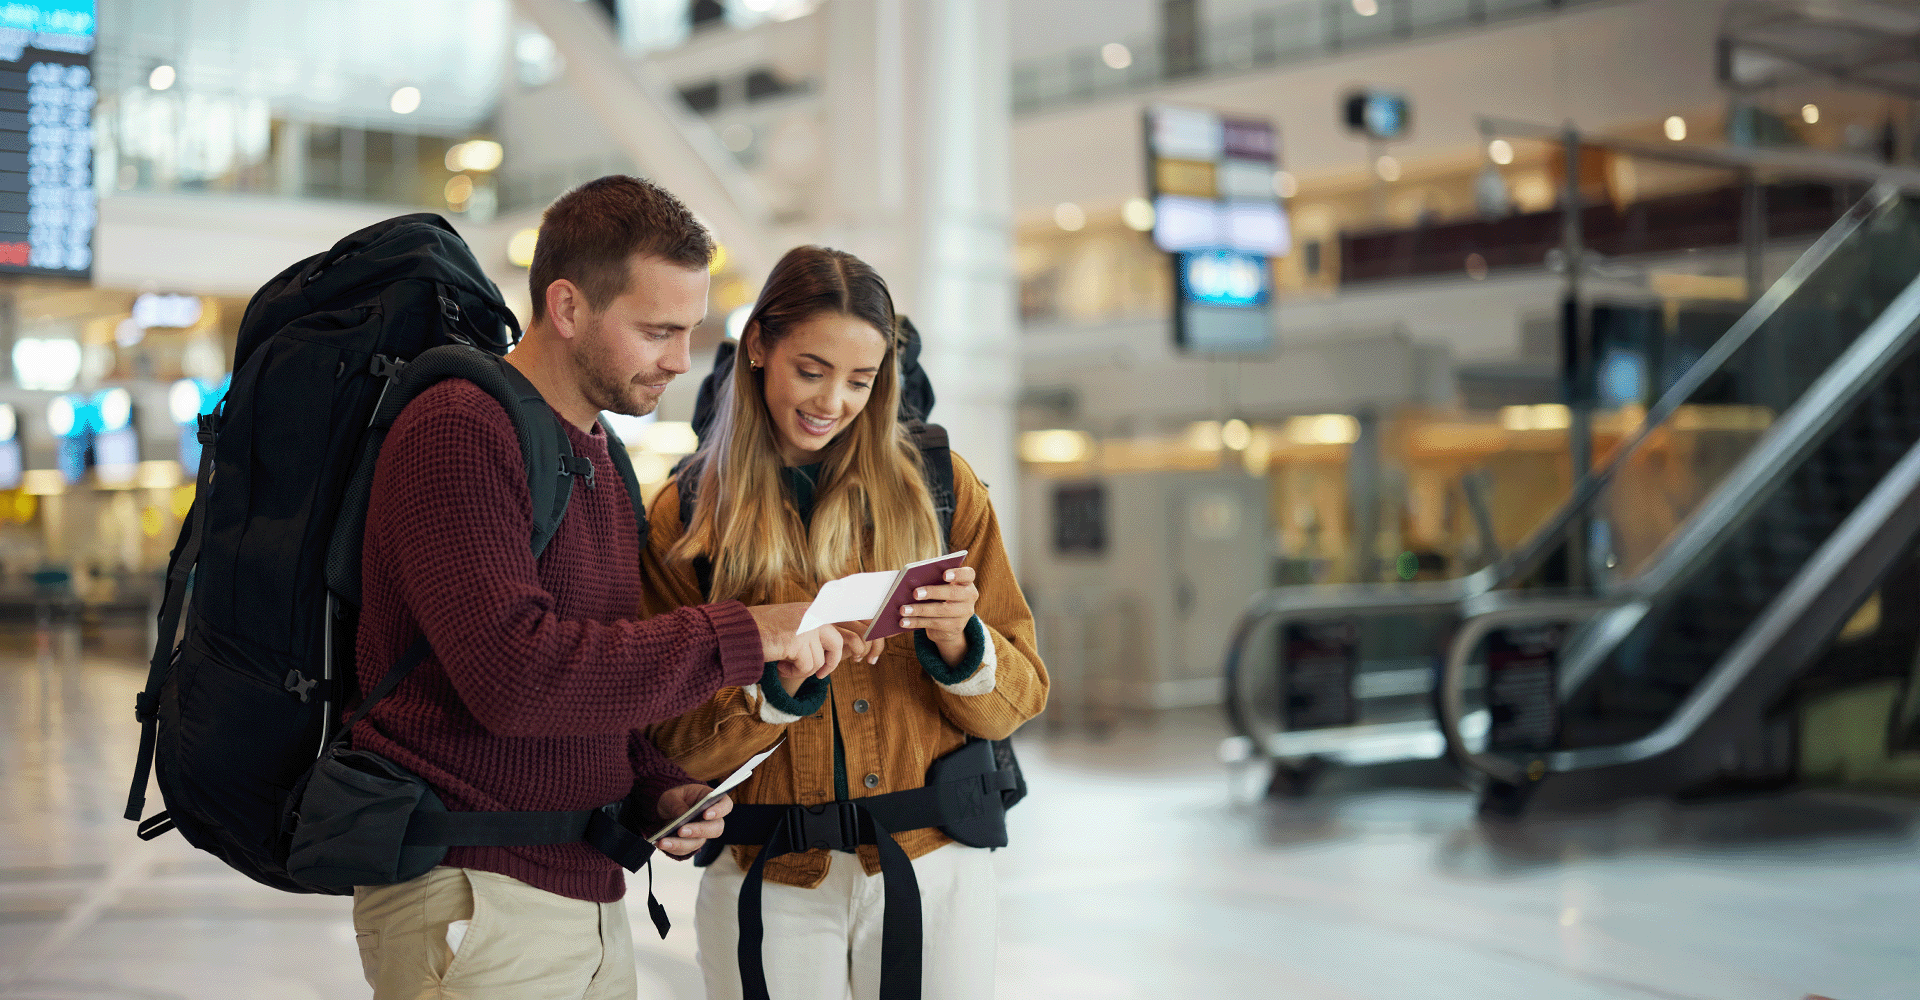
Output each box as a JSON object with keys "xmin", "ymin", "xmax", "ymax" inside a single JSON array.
[
  {"xmin": 694, "ymin": 844, "xmax": 998, "ymax": 1000},
  {"xmin": 352, "ymin": 867, "xmax": 638, "ymax": 1000}
]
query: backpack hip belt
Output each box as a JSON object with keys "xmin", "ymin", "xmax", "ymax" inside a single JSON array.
[{"xmin": 700, "ymin": 738, "xmax": 1017, "ymax": 1000}]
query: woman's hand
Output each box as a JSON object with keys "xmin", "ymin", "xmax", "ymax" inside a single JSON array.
[{"xmin": 898, "ymin": 565, "xmax": 979, "ymax": 667}]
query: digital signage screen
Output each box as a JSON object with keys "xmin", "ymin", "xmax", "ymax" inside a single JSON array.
[
  {"xmin": 1146, "ymin": 104, "xmax": 1280, "ymax": 353},
  {"xmin": 0, "ymin": 1, "xmax": 94, "ymax": 278},
  {"xmin": 1176, "ymin": 250, "xmax": 1273, "ymax": 353}
]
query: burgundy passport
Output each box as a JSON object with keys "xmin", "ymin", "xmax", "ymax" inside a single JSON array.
[{"xmin": 863, "ymin": 550, "xmax": 970, "ymax": 641}]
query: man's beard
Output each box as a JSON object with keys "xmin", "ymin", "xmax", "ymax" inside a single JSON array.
[{"xmin": 574, "ymin": 313, "xmax": 669, "ymax": 418}]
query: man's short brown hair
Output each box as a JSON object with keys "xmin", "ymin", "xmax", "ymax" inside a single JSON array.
[{"xmin": 529, "ymin": 175, "xmax": 714, "ymax": 321}]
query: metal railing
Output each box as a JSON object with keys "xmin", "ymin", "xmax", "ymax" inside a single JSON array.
[{"xmin": 1012, "ymin": 0, "xmax": 1611, "ymax": 116}]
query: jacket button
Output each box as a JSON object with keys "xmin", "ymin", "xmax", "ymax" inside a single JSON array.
[
  {"xmin": 853, "ymin": 699, "xmax": 870, "ymax": 714},
  {"xmin": 863, "ymin": 772, "xmax": 879, "ymax": 788}
]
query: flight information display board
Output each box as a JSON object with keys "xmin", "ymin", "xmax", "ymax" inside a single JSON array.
[
  {"xmin": 1144, "ymin": 105, "xmax": 1284, "ymax": 354},
  {"xmin": 0, "ymin": 1, "xmax": 94, "ymax": 278}
]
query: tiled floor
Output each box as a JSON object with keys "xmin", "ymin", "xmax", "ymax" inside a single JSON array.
[{"xmin": 2, "ymin": 626, "xmax": 1917, "ymax": 1000}]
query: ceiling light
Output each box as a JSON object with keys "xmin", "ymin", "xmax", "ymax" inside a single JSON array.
[
  {"xmin": 1221, "ymin": 419, "xmax": 1252, "ymax": 451},
  {"xmin": 169, "ymin": 379, "xmax": 205, "ymax": 424},
  {"xmin": 46, "ymin": 395, "xmax": 76, "ymax": 438},
  {"xmin": 95, "ymin": 388, "xmax": 133, "ymax": 433},
  {"xmin": 12, "ymin": 338, "xmax": 80, "ymax": 392},
  {"xmin": 1122, "ymin": 197, "xmax": 1155, "ymax": 231},
  {"xmin": 725, "ymin": 304, "xmax": 752, "ymax": 341},
  {"xmin": 508, "ymin": 228, "xmax": 538, "ymax": 268},
  {"xmin": 1286, "ymin": 414, "xmax": 1360, "ymax": 445},
  {"xmin": 1019, "ymin": 430, "xmax": 1094, "ymax": 464},
  {"xmin": 1352, "ymin": 0, "xmax": 1379, "ymax": 15},
  {"xmin": 1664, "ymin": 115, "xmax": 1686, "ymax": 141},
  {"xmin": 445, "ymin": 140, "xmax": 503, "ymax": 172},
  {"xmin": 1374, "ymin": 155, "xmax": 1401, "ymax": 182},
  {"xmin": 1054, "ymin": 202, "xmax": 1086, "ymax": 232},
  {"xmin": 1488, "ymin": 139, "xmax": 1513, "ymax": 165},
  {"xmin": 644, "ymin": 421, "xmax": 701, "ymax": 455},
  {"xmin": 1801, "ymin": 104, "xmax": 1819, "ymax": 124},
  {"xmin": 1101, "ymin": 43, "xmax": 1132, "ymax": 70},
  {"xmin": 390, "ymin": 86, "xmax": 422, "ymax": 115},
  {"xmin": 148, "ymin": 64, "xmax": 175, "ymax": 91}
]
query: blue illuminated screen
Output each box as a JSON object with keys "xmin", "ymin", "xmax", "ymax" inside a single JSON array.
[{"xmin": 1180, "ymin": 250, "xmax": 1270, "ymax": 308}]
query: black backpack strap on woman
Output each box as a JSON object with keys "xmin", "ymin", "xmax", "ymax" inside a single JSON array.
[{"xmin": 708, "ymin": 739, "xmax": 1018, "ymax": 1000}]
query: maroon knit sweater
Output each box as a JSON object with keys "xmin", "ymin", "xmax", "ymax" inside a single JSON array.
[{"xmin": 353, "ymin": 378, "xmax": 764, "ymax": 902}]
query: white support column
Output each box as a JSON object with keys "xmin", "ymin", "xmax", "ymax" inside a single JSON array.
[{"xmin": 911, "ymin": 0, "xmax": 1020, "ymax": 559}]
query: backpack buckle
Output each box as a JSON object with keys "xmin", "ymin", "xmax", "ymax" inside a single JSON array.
[
  {"xmin": 283, "ymin": 669, "xmax": 318, "ymax": 703},
  {"xmin": 791, "ymin": 801, "xmax": 859, "ymax": 853},
  {"xmin": 439, "ymin": 295, "xmax": 461, "ymax": 325},
  {"xmin": 561, "ymin": 456, "xmax": 595, "ymax": 489},
  {"xmin": 369, "ymin": 355, "xmax": 407, "ymax": 379},
  {"xmin": 195, "ymin": 413, "xmax": 219, "ymax": 445}
]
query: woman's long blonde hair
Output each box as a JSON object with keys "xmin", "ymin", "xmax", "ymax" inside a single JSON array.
[{"xmin": 669, "ymin": 246, "xmax": 943, "ymax": 604}]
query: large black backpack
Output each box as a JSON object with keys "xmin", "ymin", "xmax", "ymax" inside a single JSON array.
[
  {"xmin": 675, "ymin": 321, "xmax": 1027, "ymax": 812},
  {"xmin": 122, "ymin": 214, "xmax": 653, "ymax": 895}
]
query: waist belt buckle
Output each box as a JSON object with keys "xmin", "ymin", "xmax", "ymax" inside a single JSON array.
[{"xmin": 793, "ymin": 801, "xmax": 859, "ymax": 854}]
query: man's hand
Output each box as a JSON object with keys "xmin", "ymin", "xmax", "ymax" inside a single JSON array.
[
  {"xmin": 654, "ymin": 783, "xmax": 732, "ymax": 859},
  {"xmin": 747, "ymin": 603, "xmax": 879, "ymax": 684}
]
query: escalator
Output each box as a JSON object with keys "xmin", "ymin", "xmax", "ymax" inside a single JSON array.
[
  {"xmin": 1435, "ymin": 183, "xmax": 1920, "ymax": 810},
  {"xmin": 1225, "ymin": 183, "xmax": 1920, "ymax": 810}
]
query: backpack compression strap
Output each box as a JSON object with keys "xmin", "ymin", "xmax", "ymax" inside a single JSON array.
[{"xmin": 125, "ymin": 412, "xmax": 220, "ymax": 826}]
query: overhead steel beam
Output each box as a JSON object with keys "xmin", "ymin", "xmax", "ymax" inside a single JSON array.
[{"xmin": 510, "ymin": 0, "xmax": 777, "ymax": 279}]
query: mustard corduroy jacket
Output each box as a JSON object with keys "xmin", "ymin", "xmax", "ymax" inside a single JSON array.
[{"xmin": 641, "ymin": 451, "xmax": 1048, "ymax": 888}]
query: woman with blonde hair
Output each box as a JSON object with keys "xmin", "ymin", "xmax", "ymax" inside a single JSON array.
[{"xmin": 643, "ymin": 245, "xmax": 1046, "ymax": 1000}]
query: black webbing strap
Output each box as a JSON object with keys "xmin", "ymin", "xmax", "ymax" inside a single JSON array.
[
  {"xmin": 335, "ymin": 633, "xmax": 432, "ymax": 742},
  {"xmin": 733, "ymin": 805, "xmax": 924, "ymax": 1000},
  {"xmin": 723, "ymin": 768, "xmax": 1017, "ymax": 1000},
  {"xmin": 125, "ymin": 412, "xmax": 220, "ymax": 824}
]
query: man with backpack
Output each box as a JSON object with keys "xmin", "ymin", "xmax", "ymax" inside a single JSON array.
[{"xmin": 344, "ymin": 176, "xmax": 870, "ymax": 998}]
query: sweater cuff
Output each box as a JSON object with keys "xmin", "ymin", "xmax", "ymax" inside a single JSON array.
[
  {"xmin": 703, "ymin": 600, "xmax": 767, "ymax": 688},
  {"xmin": 631, "ymin": 761, "xmax": 696, "ymax": 810},
  {"xmin": 749, "ymin": 662, "xmax": 829, "ymax": 723},
  {"xmin": 914, "ymin": 617, "xmax": 996, "ymax": 696}
]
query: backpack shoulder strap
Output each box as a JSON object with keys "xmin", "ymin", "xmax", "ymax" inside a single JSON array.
[
  {"xmin": 327, "ymin": 345, "xmax": 583, "ymax": 610},
  {"xmin": 489, "ymin": 356, "xmax": 582, "ymax": 559},
  {"xmin": 908, "ymin": 422, "xmax": 956, "ymax": 550},
  {"xmin": 671, "ymin": 458, "xmax": 716, "ymax": 600},
  {"xmin": 596, "ymin": 417, "xmax": 652, "ymax": 551}
]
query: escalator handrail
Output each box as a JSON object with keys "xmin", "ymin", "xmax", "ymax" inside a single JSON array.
[
  {"xmin": 1439, "ymin": 307, "xmax": 1920, "ymax": 787},
  {"xmin": 1221, "ymin": 184, "xmax": 1903, "ymax": 749},
  {"xmin": 1221, "ymin": 580, "xmax": 1466, "ymax": 754}
]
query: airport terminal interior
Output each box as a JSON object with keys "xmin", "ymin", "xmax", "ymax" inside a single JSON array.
[{"xmin": 4, "ymin": 0, "xmax": 1920, "ymax": 997}]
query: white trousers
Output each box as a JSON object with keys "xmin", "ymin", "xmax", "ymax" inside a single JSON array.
[{"xmin": 695, "ymin": 844, "xmax": 998, "ymax": 1000}]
